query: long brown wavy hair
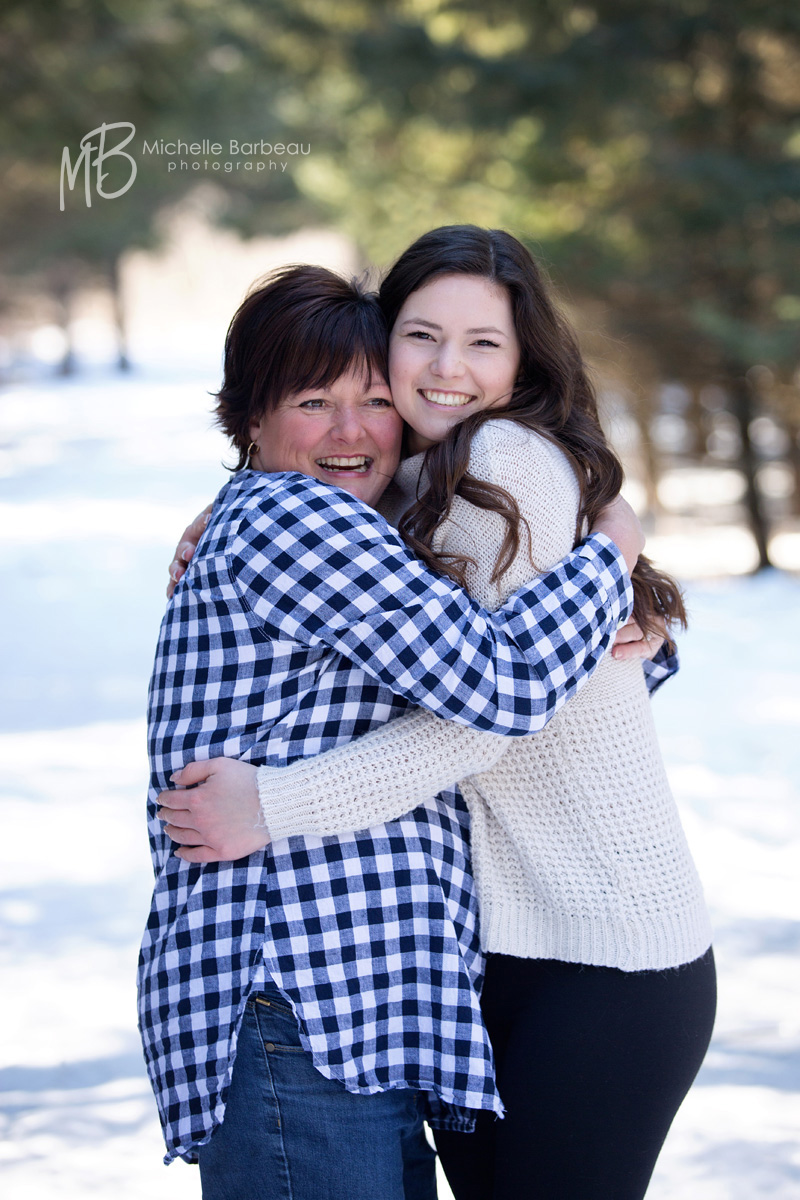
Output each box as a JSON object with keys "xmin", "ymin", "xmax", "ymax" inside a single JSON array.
[{"xmin": 379, "ymin": 226, "xmax": 686, "ymax": 643}]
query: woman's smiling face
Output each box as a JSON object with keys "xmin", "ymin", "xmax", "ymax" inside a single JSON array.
[
  {"xmin": 248, "ymin": 366, "xmax": 402, "ymax": 507},
  {"xmin": 388, "ymin": 273, "xmax": 521, "ymax": 455}
]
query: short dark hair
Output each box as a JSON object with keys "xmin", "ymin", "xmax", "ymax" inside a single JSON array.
[{"xmin": 216, "ymin": 264, "xmax": 389, "ymax": 470}]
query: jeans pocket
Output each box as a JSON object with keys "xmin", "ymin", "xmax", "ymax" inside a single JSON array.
[{"xmin": 251, "ymin": 989, "xmax": 305, "ymax": 1052}]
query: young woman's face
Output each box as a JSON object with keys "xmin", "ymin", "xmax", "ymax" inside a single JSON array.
[
  {"xmin": 388, "ymin": 274, "xmax": 521, "ymax": 454},
  {"xmin": 249, "ymin": 366, "xmax": 403, "ymax": 506}
]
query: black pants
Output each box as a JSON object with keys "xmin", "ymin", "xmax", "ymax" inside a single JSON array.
[{"xmin": 434, "ymin": 949, "xmax": 716, "ymax": 1200}]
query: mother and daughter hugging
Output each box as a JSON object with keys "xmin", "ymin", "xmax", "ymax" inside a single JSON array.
[{"xmin": 139, "ymin": 224, "xmax": 715, "ymax": 1200}]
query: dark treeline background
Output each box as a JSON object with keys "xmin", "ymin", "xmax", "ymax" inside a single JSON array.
[{"xmin": 2, "ymin": 0, "xmax": 799, "ymax": 567}]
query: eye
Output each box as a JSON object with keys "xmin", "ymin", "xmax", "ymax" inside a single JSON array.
[
  {"xmin": 366, "ymin": 396, "xmax": 393, "ymax": 407},
  {"xmin": 298, "ymin": 397, "xmax": 328, "ymax": 409},
  {"xmin": 473, "ymin": 338, "xmax": 500, "ymax": 348},
  {"xmin": 406, "ymin": 329, "xmax": 434, "ymax": 340}
]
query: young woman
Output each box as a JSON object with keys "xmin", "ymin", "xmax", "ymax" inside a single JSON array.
[
  {"xmin": 141, "ymin": 260, "xmax": 645, "ymax": 1199},
  {"xmin": 162, "ymin": 228, "xmax": 715, "ymax": 1200}
]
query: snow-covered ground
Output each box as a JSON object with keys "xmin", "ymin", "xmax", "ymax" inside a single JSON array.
[{"xmin": 1, "ymin": 370, "xmax": 798, "ymax": 1198}]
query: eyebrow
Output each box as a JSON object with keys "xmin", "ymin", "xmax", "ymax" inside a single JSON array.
[{"xmin": 399, "ymin": 318, "xmax": 508, "ymax": 336}]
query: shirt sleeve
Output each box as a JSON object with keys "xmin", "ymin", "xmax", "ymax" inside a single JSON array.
[
  {"xmin": 642, "ymin": 642, "xmax": 680, "ymax": 695},
  {"xmin": 227, "ymin": 475, "xmax": 634, "ymax": 736},
  {"xmin": 460, "ymin": 422, "xmax": 680, "ymax": 703}
]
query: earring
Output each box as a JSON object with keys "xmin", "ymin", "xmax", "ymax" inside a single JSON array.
[{"xmin": 247, "ymin": 440, "xmax": 259, "ymax": 462}]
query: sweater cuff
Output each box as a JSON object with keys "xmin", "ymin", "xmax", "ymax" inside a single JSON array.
[{"xmin": 256, "ymin": 760, "xmax": 328, "ymax": 842}]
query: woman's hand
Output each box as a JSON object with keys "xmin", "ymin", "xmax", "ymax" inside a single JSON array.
[
  {"xmin": 591, "ymin": 496, "xmax": 645, "ymax": 577},
  {"xmin": 611, "ymin": 615, "xmax": 667, "ymax": 661},
  {"xmin": 167, "ymin": 505, "xmax": 213, "ymax": 598},
  {"xmin": 156, "ymin": 758, "xmax": 268, "ymax": 863}
]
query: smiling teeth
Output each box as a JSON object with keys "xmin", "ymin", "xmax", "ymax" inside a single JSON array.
[
  {"xmin": 422, "ymin": 390, "xmax": 474, "ymax": 407},
  {"xmin": 317, "ymin": 456, "xmax": 370, "ymax": 470}
]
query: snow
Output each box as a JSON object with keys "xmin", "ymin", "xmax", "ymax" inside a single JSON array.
[{"xmin": 1, "ymin": 370, "xmax": 799, "ymax": 1198}]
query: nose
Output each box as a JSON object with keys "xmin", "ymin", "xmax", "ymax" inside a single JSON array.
[
  {"xmin": 330, "ymin": 402, "xmax": 365, "ymax": 443},
  {"xmin": 430, "ymin": 340, "xmax": 465, "ymax": 380}
]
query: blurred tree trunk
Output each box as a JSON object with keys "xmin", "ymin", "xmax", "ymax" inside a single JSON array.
[
  {"xmin": 727, "ymin": 369, "xmax": 772, "ymax": 569},
  {"xmin": 629, "ymin": 388, "xmax": 661, "ymax": 520},
  {"xmin": 588, "ymin": 331, "xmax": 664, "ymax": 523},
  {"xmin": 787, "ymin": 422, "xmax": 800, "ymax": 517},
  {"xmin": 108, "ymin": 255, "xmax": 130, "ymax": 373},
  {"xmin": 685, "ymin": 385, "xmax": 706, "ymax": 461},
  {"xmin": 52, "ymin": 279, "xmax": 76, "ymax": 377}
]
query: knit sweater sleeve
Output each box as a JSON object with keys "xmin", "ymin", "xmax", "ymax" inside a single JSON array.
[{"xmin": 257, "ymin": 708, "xmax": 508, "ymax": 840}]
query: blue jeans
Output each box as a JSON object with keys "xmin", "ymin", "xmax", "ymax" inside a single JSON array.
[{"xmin": 198, "ymin": 985, "xmax": 438, "ymax": 1200}]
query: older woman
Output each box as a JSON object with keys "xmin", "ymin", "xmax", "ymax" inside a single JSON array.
[{"xmin": 139, "ymin": 262, "xmax": 642, "ymax": 1200}]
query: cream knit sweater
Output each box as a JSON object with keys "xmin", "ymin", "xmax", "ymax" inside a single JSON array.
[{"xmin": 256, "ymin": 420, "xmax": 712, "ymax": 972}]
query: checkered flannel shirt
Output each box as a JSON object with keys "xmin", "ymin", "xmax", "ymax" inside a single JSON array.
[
  {"xmin": 138, "ymin": 469, "xmax": 634, "ymax": 1164},
  {"xmin": 642, "ymin": 643, "xmax": 679, "ymax": 693}
]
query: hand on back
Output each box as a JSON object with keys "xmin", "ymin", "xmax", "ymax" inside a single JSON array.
[
  {"xmin": 166, "ymin": 505, "xmax": 212, "ymax": 598},
  {"xmin": 591, "ymin": 495, "xmax": 645, "ymax": 577},
  {"xmin": 156, "ymin": 757, "xmax": 267, "ymax": 863}
]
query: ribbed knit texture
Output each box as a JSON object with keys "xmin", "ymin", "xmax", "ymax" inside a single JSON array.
[
  {"xmin": 257, "ymin": 707, "xmax": 508, "ymax": 841},
  {"xmin": 257, "ymin": 420, "xmax": 712, "ymax": 971}
]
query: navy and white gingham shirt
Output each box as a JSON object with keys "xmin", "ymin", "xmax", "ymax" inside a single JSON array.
[{"xmin": 138, "ymin": 469, "xmax": 634, "ymax": 1163}]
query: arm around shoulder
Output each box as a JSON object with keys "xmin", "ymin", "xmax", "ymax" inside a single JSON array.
[{"xmin": 231, "ymin": 472, "xmax": 633, "ymax": 737}]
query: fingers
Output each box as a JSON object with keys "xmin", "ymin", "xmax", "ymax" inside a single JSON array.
[
  {"xmin": 613, "ymin": 618, "xmax": 645, "ymax": 646},
  {"xmin": 166, "ymin": 507, "xmax": 211, "ymax": 598},
  {"xmin": 157, "ymin": 758, "xmax": 265, "ymax": 863},
  {"xmin": 167, "ymin": 559, "xmax": 185, "ymax": 599},
  {"xmin": 612, "ymin": 615, "xmax": 667, "ymax": 660},
  {"xmin": 612, "ymin": 641, "xmax": 644, "ymax": 661},
  {"xmin": 612, "ymin": 632, "xmax": 664, "ymax": 661},
  {"xmin": 157, "ymin": 804, "xmax": 200, "ymax": 831},
  {"xmin": 171, "ymin": 760, "xmax": 216, "ymax": 787},
  {"xmin": 190, "ymin": 506, "xmax": 212, "ymax": 538},
  {"xmin": 167, "ymin": 545, "xmax": 192, "ymax": 586},
  {"xmin": 174, "ymin": 833, "xmax": 270, "ymax": 862},
  {"xmin": 177, "ymin": 541, "xmax": 196, "ymax": 568},
  {"xmin": 176, "ymin": 510, "xmax": 211, "ymax": 566},
  {"xmin": 645, "ymin": 632, "xmax": 667, "ymax": 659},
  {"xmin": 155, "ymin": 785, "xmax": 177, "ymax": 809},
  {"xmin": 162, "ymin": 822, "xmax": 207, "ymax": 846},
  {"xmin": 175, "ymin": 845, "xmax": 228, "ymax": 864}
]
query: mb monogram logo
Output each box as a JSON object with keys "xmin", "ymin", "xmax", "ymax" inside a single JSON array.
[{"xmin": 60, "ymin": 122, "xmax": 137, "ymax": 211}]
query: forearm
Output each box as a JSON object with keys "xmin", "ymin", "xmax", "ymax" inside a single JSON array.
[
  {"xmin": 235, "ymin": 478, "xmax": 633, "ymax": 739},
  {"xmin": 256, "ymin": 709, "xmax": 508, "ymax": 840},
  {"xmin": 323, "ymin": 534, "xmax": 632, "ymax": 735}
]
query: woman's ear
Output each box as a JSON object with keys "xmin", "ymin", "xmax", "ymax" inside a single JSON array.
[{"xmin": 248, "ymin": 418, "xmax": 262, "ymax": 444}]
